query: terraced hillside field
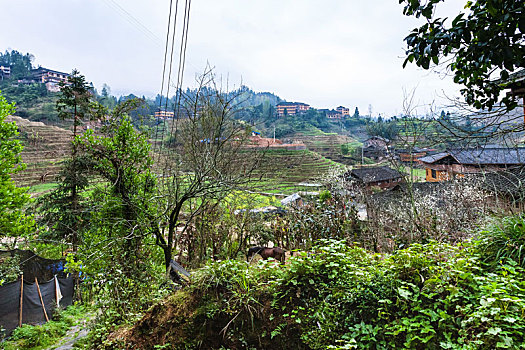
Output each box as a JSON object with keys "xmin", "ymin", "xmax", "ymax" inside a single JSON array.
[
  {"xmin": 254, "ymin": 149, "xmax": 345, "ymax": 195},
  {"xmin": 6, "ymin": 116, "xmax": 344, "ymax": 197},
  {"xmin": 293, "ymin": 133, "xmax": 362, "ymax": 165},
  {"xmin": 7, "ymin": 115, "xmax": 72, "ymax": 187}
]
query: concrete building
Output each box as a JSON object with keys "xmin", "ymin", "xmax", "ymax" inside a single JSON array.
[
  {"xmin": 336, "ymin": 106, "xmax": 350, "ymax": 116},
  {"xmin": 276, "ymin": 102, "xmax": 310, "ymax": 117},
  {"xmin": 155, "ymin": 110, "xmax": 175, "ymax": 119}
]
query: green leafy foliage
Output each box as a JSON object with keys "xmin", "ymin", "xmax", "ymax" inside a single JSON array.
[
  {"xmin": 72, "ymin": 105, "xmax": 162, "ymax": 345},
  {"xmin": 0, "ymin": 50, "xmax": 34, "ymax": 80},
  {"xmin": 0, "ymin": 254, "xmax": 20, "ymax": 285},
  {"xmin": 0, "ymin": 91, "xmax": 34, "ymax": 245},
  {"xmin": 123, "ymin": 236, "xmax": 525, "ymax": 349},
  {"xmin": 399, "ymin": 0, "xmax": 525, "ymax": 110},
  {"xmin": 476, "ymin": 214, "xmax": 525, "ymax": 268},
  {"xmin": 36, "ymin": 71, "xmax": 102, "ymax": 249},
  {"xmin": 2, "ymin": 304, "xmax": 89, "ymax": 350}
]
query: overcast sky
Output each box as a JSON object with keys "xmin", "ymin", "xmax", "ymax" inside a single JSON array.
[{"xmin": 2, "ymin": 0, "xmax": 465, "ymax": 116}]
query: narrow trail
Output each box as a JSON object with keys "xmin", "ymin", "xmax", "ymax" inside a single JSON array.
[{"xmin": 46, "ymin": 314, "xmax": 93, "ymax": 350}]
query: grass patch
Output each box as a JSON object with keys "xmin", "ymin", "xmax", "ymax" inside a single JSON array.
[
  {"xmin": 28, "ymin": 182, "xmax": 59, "ymax": 195},
  {"xmin": 1, "ymin": 304, "xmax": 89, "ymax": 350}
]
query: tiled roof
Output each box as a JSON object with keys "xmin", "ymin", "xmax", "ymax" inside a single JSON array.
[
  {"xmin": 366, "ymin": 136, "xmax": 390, "ymax": 142},
  {"xmin": 451, "ymin": 148, "xmax": 525, "ymax": 165},
  {"xmin": 31, "ymin": 67, "xmax": 71, "ymax": 76},
  {"xmin": 276, "ymin": 102, "xmax": 309, "ymax": 106},
  {"xmin": 349, "ymin": 166, "xmax": 402, "ymax": 183},
  {"xmin": 418, "ymin": 152, "xmax": 452, "ymax": 163},
  {"xmin": 495, "ymin": 68, "xmax": 525, "ymax": 85},
  {"xmin": 419, "ymin": 148, "xmax": 525, "ymax": 165}
]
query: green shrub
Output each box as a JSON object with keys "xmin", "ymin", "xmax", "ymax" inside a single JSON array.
[
  {"xmin": 2, "ymin": 304, "xmax": 88, "ymax": 350},
  {"xmin": 274, "ymin": 240, "xmax": 525, "ymax": 349},
  {"xmin": 120, "ymin": 231, "xmax": 525, "ymax": 349},
  {"xmin": 476, "ymin": 215, "xmax": 525, "ymax": 268}
]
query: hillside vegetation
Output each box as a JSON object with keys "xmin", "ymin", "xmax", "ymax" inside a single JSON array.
[{"xmin": 114, "ymin": 231, "xmax": 525, "ymax": 349}]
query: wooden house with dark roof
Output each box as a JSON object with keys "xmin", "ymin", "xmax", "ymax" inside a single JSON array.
[
  {"xmin": 395, "ymin": 147, "xmax": 436, "ymax": 163},
  {"xmin": 419, "ymin": 147, "xmax": 525, "ymax": 182},
  {"xmin": 347, "ymin": 166, "xmax": 404, "ymax": 190},
  {"xmin": 19, "ymin": 67, "xmax": 71, "ymax": 92}
]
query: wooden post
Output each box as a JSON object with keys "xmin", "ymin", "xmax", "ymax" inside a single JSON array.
[
  {"xmin": 34, "ymin": 277, "xmax": 49, "ymax": 322},
  {"xmin": 19, "ymin": 274, "xmax": 23, "ymax": 327}
]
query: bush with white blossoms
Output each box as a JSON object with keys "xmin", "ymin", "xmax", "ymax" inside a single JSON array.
[{"xmin": 364, "ymin": 180, "xmax": 489, "ymax": 252}]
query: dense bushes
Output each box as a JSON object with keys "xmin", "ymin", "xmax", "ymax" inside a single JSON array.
[
  {"xmin": 119, "ymin": 232, "xmax": 525, "ymax": 349},
  {"xmin": 476, "ymin": 214, "xmax": 525, "ymax": 268}
]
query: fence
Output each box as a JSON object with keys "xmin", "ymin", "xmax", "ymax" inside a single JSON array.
[{"xmin": 0, "ymin": 250, "xmax": 75, "ymax": 338}]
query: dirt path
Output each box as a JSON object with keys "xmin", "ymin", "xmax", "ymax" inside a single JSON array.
[{"xmin": 46, "ymin": 315, "xmax": 92, "ymax": 350}]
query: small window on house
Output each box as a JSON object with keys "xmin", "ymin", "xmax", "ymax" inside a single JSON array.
[{"xmin": 431, "ymin": 169, "xmax": 437, "ymax": 178}]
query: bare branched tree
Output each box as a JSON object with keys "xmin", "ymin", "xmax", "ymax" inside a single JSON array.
[
  {"xmin": 433, "ymin": 94, "xmax": 525, "ymax": 146},
  {"xmin": 152, "ymin": 68, "xmax": 265, "ymax": 270}
]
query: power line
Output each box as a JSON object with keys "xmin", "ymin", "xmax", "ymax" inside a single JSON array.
[
  {"xmin": 169, "ymin": 0, "xmax": 192, "ymax": 149},
  {"xmin": 100, "ymin": 0, "xmax": 162, "ymax": 47},
  {"xmin": 153, "ymin": 0, "xmax": 177, "ymax": 159}
]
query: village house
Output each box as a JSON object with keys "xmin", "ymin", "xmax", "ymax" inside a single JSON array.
[
  {"xmin": 395, "ymin": 147, "xmax": 436, "ymax": 163},
  {"xmin": 155, "ymin": 110, "xmax": 175, "ymax": 119},
  {"xmin": 319, "ymin": 106, "xmax": 350, "ymax": 119},
  {"xmin": 474, "ymin": 166, "xmax": 525, "ymax": 212},
  {"xmin": 0, "ymin": 65, "xmax": 10, "ymax": 80},
  {"xmin": 347, "ymin": 166, "xmax": 404, "ymax": 190},
  {"xmin": 276, "ymin": 102, "xmax": 310, "ymax": 117},
  {"xmin": 363, "ymin": 136, "xmax": 390, "ymax": 149},
  {"xmin": 361, "ymin": 136, "xmax": 391, "ymax": 160},
  {"xmin": 19, "ymin": 67, "xmax": 71, "ymax": 92},
  {"xmin": 419, "ymin": 147, "xmax": 525, "ymax": 182},
  {"xmin": 326, "ymin": 110, "xmax": 343, "ymax": 119},
  {"xmin": 336, "ymin": 106, "xmax": 350, "ymax": 116}
]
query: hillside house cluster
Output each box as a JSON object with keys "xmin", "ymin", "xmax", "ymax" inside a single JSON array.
[
  {"xmin": 276, "ymin": 102, "xmax": 351, "ymax": 119},
  {"xmin": 319, "ymin": 106, "xmax": 350, "ymax": 119},
  {"xmin": 276, "ymin": 102, "xmax": 310, "ymax": 117},
  {"xmin": 360, "ymin": 137, "xmax": 438, "ymax": 163}
]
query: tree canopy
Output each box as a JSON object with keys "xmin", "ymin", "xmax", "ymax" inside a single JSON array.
[
  {"xmin": 0, "ymin": 91, "xmax": 34, "ymax": 245},
  {"xmin": 0, "ymin": 50, "xmax": 34, "ymax": 80},
  {"xmin": 399, "ymin": 0, "xmax": 525, "ymax": 110}
]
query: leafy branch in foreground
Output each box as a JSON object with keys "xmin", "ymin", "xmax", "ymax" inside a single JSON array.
[{"xmin": 399, "ymin": 0, "xmax": 524, "ymax": 111}]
